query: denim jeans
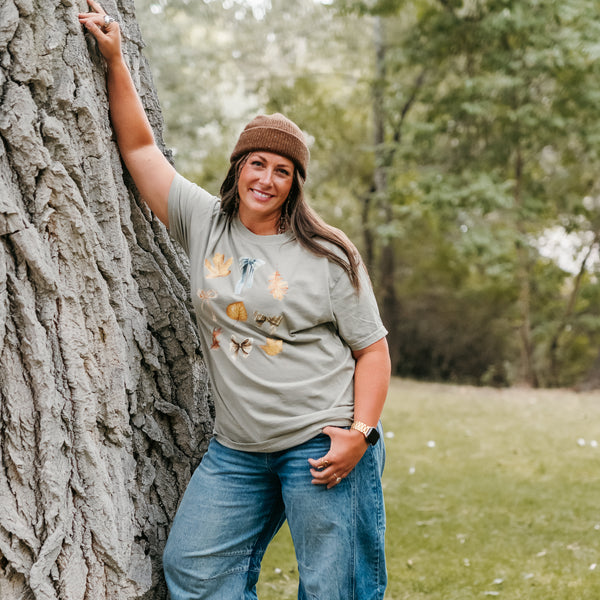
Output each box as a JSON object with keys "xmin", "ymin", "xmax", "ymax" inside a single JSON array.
[{"xmin": 163, "ymin": 425, "xmax": 386, "ymax": 599}]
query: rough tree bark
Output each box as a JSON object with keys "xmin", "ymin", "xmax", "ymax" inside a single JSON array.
[{"xmin": 0, "ymin": 1, "xmax": 212, "ymax": 598}]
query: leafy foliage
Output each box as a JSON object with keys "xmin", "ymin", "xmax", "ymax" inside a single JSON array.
[{"xmin": 135, "ymin": 0, "xmax": 600, "ymax": 387}]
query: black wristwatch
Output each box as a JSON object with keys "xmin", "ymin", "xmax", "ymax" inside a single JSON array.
[{"xmin": 351, "ymin": 421, "xmax": 380, "ymax": 445}]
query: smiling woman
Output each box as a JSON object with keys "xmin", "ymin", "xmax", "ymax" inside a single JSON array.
[
  {"xmin": 236, "ymin": 152, "xmax": 294, "ymax": 235},
  {"xmin": 79, "ymin": 1, "xmax": 391, "ymax": 598}
]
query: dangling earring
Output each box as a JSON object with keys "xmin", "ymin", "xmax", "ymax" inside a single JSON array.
[
  {"xmin": 277, "ymin": 215, "xmax": 288, "ymax": 234},
  {"xmin": 278, "ymin": 198, "xmax": 291, "ymax": 234}
]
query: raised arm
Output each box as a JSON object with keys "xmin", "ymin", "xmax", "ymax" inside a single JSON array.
[{"xmin": 79, "ymin": 0, "xmax": 175, "ymax": 226}]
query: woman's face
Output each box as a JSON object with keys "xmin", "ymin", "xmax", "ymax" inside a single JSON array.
[{"xmin": 237, "ymin": 151, "xmax": 294, "ymax": 233}]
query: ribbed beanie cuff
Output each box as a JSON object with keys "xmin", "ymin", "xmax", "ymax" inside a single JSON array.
[{"xmin": 230, "ymin": 113, "xmax": 310, "ymax": 178}]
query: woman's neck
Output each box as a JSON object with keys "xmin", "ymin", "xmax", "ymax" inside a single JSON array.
[{"xmin": 238, "ymin": 212, "xmax": 281, "ymax": 236}]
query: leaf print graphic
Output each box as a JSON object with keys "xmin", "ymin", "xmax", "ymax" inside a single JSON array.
[
  {"xmin": 211, "ymin": 327, "xmax": 222, "ymax": 350},
  {"xmin": 268, "ymin": 271, "xmax": 288, "ymax": 300},
  {"xmin": 205, "ymin": 253, "xmax": 233, "ymax": 278},
  {"xmin": 230, "ymin": 336, "xmax": 253, "ymax": 359},
  {"xmin": 260, "ymin": 338, "xmax": 283, "ymax": 357},
  {"xmin": 226, "ymin": 301, "xmax": 248, "ymax": 321}
]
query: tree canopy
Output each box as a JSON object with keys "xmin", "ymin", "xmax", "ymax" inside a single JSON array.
[{"xmin": 137, "ymin": 0, "xmax": 600, "ymax": 387}]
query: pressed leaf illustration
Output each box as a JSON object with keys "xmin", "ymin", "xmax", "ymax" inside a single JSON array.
[
  {"xmin": 226, "ymin": 301, "xmax": 248, "ymax": 321},
  {"xmin": 205, "ymin": 253, "xmax": 233, "ymax": 278},
  {"xmin": 211, "ymin": 327, "xmax": 222, "ymax": 350},
  {"xmin": 260, "ymin": 338, "xmax": 283, "ymax": 356},
  {"xmin": 268, "ymin": 271, "xmax": 288, "ymax": 300}
]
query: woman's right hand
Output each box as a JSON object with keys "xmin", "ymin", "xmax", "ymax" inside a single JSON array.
[
  {"xmin": 79, "ymin": 0, "xmax": 175, "ymax": 226},
  {"xmin": 78, "ymin": 0, "xmax": 123, "ymax": 66}
]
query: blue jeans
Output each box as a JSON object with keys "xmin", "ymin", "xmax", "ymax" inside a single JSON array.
[{"xmin": 163, "ymin": 426, "xmax": 386, "ymax": 599}]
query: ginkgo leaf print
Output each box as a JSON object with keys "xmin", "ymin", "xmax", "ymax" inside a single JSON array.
[
  {"xmin": 268, "ymin": 271, "xmax": 288, "ymax": 300},
  {"xmin": 205, "ymin": 253, "xmax": 233, "ymax": 278}
]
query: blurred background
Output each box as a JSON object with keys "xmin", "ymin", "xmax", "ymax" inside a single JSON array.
[{"xmin": 135, "ymin": 0, "xmax": 600, "ymax": 389}]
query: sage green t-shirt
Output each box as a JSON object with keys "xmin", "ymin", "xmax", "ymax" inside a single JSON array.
[{"xmin": 168, "ymin": 173, "xmax": 387, "ymax": 452}]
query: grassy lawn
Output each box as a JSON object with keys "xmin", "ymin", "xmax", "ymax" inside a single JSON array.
[{"xmin": 257, "ymin": 378, "xmax": 600, "ymax": 599}]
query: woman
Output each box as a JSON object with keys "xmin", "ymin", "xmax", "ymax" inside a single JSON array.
[{"xmin": 79, "ymin": 2, "xmax": 391, "ymax": 598}]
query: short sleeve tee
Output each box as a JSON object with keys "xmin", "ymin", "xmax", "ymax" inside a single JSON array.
[{"xmin": 168, "ymin": 173, "xmax": 387, "ymax": 452}]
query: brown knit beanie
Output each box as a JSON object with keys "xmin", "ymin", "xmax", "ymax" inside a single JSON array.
[{"xmin": 230, "ymin": 113, "xmax": 310, "ymax": 179}]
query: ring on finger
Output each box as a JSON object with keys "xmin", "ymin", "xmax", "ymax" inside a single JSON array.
[{"xmin": 102, "ymin": 15, "xmax": 115, "ymax": 30}]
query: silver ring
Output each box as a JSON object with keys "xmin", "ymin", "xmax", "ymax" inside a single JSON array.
[
  {"xmin": 335, "ymin": 476, "xmax": 342, "ymax": 483},
  {"xmin": 103, "ymin": 15, "xmax": 115, "ymax": 28}
]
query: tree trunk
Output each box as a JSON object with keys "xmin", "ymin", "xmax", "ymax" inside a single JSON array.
[
  {"xmin": 581, "ymin": 349, "xmax": 600, "ymax": 390},
  {"xmin": 0, "ymin": 2, "xmax": 212, "ymax": 598},
  {"xmin": 513, "ymin": 146, "xmax": 539, "ymax": 387},
  {"xmin": 371, "ymin": 16, "xmax": 401, "ymax": 373},
  {"xmin": 547, "ymin": 230, "xmax": 599, "ymax": 386}
]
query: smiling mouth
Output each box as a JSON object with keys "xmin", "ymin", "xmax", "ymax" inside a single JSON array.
[{"xmin": 251, "ymin": 188, "xmax": 273, "ymax": 200}]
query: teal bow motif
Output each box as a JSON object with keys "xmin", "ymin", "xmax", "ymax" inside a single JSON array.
[{"xmin": 235, "ymin": 257, "xmax": 265, "ymax": 295}]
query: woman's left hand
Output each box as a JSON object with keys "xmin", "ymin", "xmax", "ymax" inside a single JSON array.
[{"xmin": 308, "ymin": 426, "xmax": 368, "ymax": 489}]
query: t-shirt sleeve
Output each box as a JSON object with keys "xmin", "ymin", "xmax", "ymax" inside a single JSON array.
[
  {"xmin": 167, "ymin": 172, "xmax": 220, "ymax": 255},
  {"xmin": 331, "ymin": 262, "xmax": 388, "ymax": 351}
]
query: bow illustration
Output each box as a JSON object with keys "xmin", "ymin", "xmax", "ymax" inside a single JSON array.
[
  {"xmin": 235, "ymin": 257, "xmax": 265, "ymax": 295},
  {"xmin": 197, "ymin": 289, "xmax": 218, "ymax": 321},
  {"xmin": 230, "ymin": 336, "xmax": 253, "ymax": 359},
  {"xmin": 254, "ymin": 311, "xmax": 283, "ymax": 332}
]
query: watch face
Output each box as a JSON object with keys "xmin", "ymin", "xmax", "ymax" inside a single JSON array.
[{"xmin": 366, "ymin": 427, "xmax": 380, "ymax": 445}]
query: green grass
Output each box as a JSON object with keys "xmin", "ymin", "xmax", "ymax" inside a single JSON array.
[{"xmin": 257, "ymin": 378, "xmax": 600, "ymax": 599}]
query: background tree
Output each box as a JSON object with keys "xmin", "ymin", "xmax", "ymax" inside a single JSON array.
[
  {"xmin": 0, "ymin": 1, "xmax": 211, "ymax": 598},
  {"xmin": 335, "ymin": 0, "xmax": 600, "ymax": 385},
  {"xmin": 136, "ymin": 0, "xmax": 600, "ymax": 388}
]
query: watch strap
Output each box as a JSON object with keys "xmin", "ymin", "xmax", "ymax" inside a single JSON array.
[{"xmin": 351, "ymin": 421, "xmax": 380, "ymax": 445}]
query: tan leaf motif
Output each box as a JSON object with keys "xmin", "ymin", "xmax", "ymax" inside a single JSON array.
[
  {"xmin": 205, "ymin": 253, "xmax": 233, "ymax": 278},
  {"xmin": 226, "ymin": 301, "xmax": 248, "ymax": 321},
  {"xmin": 268, "ymin": 271, "xmax": 288, "ymax": 300},
  {"xmin": 260, "ymin": 338, "xmax": 283, "ymax": 356}
]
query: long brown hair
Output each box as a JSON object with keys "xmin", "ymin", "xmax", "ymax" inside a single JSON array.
[{"xmin": 219, "ymin": 154, "xmax": 362, "ymax": 291}]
